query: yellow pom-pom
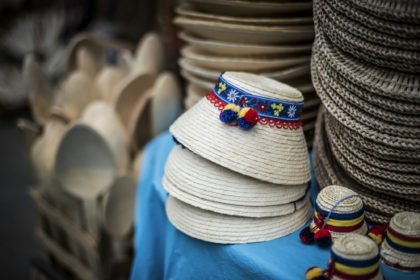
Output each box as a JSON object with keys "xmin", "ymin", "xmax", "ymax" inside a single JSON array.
[
  {"xmin": 238, "ymin": 107, "xmax": 250, "ymax": 118},
  {"xmin": 223, "ymin": 103, "xmax": 240, "ymax": 112},
  {"xmin": 305, "ymin": 267, "xmax": 324, "ymax": 280}
]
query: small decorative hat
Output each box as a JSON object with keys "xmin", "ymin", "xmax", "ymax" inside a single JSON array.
[
  {"xmin": 381, "ymin": 211, "xmax": 420, "ymax": 272},
  {"xmin": 306, "ymin": 234, "xmax": 384, "ymax": 280},
  {"xmin": 163, "ymin": 145, "xmax": 308, "ymax": 218},
  {"xmin": 169, "ymin": 71, "xmax": 310, "ymax": 185},
  {"xmin": 300, "ymin": 185, "xmax": 367, "ymax": 247},
  {"xmin": 166, "ymin": 195, "xmax": 311, "ymax": 244}
]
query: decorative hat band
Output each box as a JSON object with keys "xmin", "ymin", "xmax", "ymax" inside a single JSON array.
[
  {"xmin": 327, "ymin": 252, "xmax": 381, "ymax": 280},
  {"xmin": 300, "ymin": 194, "xmax": 364, "ymax": 247},
  {"xmin": 312, "ymin": 203, "xmax": 365, "ymax": 233},
  {"xmin": 207, "ymin": 75, "xmax": 304, "ymax": 130},
  {"xmin": 385, "ymin": 227, "xmax": 420, "ymax": 254}
]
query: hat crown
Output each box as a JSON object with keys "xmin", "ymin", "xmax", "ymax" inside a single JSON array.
[
  {"xmin": 391, "ymin": 212, "xmax": 420, "ymax": 237},
  {"xmin": 333, "ymin": 234, "xmax": 378, "ymax": 260},
  {"xmin": 316, "ymin": 185, "xmax": 363, "ymax": 213},
  {"xmin": 223, "ymin": 72, "xmax": 303, "ymax": 102}
]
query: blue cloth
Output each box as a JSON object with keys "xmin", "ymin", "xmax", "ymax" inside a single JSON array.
[{"xmin": 131, "ymin": 132, "xmax": 420, "ymax": 280}]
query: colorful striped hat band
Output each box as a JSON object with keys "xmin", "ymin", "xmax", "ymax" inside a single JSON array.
[
  {"xmin": 300, "ymin": 194, "xmax": 364, "ymax": 247},
  {"xmin": 385, "ymin": 226, "xmax": 420, "ymax": 254},
  {"xmin": 325, "ymin": 251, "xmax": 381, "ymax": 280},
  {"xmin": 207, "ymin": 75, "xmax": 304, "ymax": 130}
]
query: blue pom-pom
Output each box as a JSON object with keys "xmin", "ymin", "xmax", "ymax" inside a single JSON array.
[
  {"xmin": 237, "ymin": 118, "xmax": 253, "ymax": 130},
  {"xmin": 220, "ymin": 109, "xmax": 238, "ymax": 124}
]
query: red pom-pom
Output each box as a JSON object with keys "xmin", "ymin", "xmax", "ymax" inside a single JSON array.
[
  {"xmin": 314, "ymin": 229, "xmax": 332, "ymax": 248},
  {"xmin": 367, "ymin": 224, "xmax": 387, "ymax": 245},
  {"xmin": 243, "ymin": 108, "xmax": 259, "ymax": 126},
  {"xmin": 299, "ymin": 226, "xmax": 315, "ymax": 245}
]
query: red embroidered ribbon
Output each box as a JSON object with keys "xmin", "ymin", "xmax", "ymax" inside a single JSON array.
[{"xmin": 206, "ymin": 91, "xmax": 303, "ymax": 129}]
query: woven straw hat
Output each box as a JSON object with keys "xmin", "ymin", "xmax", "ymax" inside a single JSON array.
[
  {"xmin": 311, "ymin": 35, "xmax": 420, "ymax": 142},
  {"xmin": 170, "ymin": 72, "xmax": 310, "ymax": 185},
  {"xmin": 328, "ymin": 234, "xmax": 383, "ymax": 280},
  {"xmin": 345, "ymin": 0, "xmax": 420, "ymax": 23},
  {"xmin": 314, "ymin": 0, "xmax": 420, "ymax": 72},
  {"xmin": 163, "ymin": 145, "xmax": 308, "ymax": 218},
  {"xmin": 381, "ymin": 212, "xmax": 420, "ymax": 272},
  {"xmin": 166, "ymin": 195, "xmax": 311, "ymax": 244},
  {"xmin": 309, "ymin": 185, "xmax": 368, "ymax": 239},
  {"xmin": 181, "ymin": 45, "xmax": 310, "ymax": 72},
  {"xmin": 313, "ymin": 109, "xmax": 420, "ymax": 224},
  {"xmin": 324, "ymin": 0, "xmax": 420, "ymax": 38},
  {"xmin": 174, "ymin": 17, "xmax": 314, "ymax": 45},
  {"xmin": 178, "ymin": 32, "xmax": 312, "ymax": 57}
]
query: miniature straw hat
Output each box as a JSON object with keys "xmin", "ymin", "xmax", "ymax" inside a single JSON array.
[
  {"xmin": 300, "ymin": 185, "xmax": 367, "ymax": 247},
  {"xmin": 381, "ymin": 212, "xmax": 420, "ymax": 272},
  {"xmin": 170, "ymin": 71, "xmax": 310, "ymax": 185},
  {"xmin": 163, "ymin": 145, "xmax": 308, "ymax": 218},
  {"xmin": 306, "ymin": 234, "xmax": 384, "ymax": 280},
  {"xmin": 166, "ymin": 195, "xmax": 311, "ymax": 244}
]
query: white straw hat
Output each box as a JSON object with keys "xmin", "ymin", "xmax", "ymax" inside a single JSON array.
[
  {"xmin": 381, "ymin": 212, "xmax": 420, "ymax": 272},
  {"xmin": 170, "ymin": 72, "xmax": 310, "ymax": 185},
  {"xmin": 162, "ymin": 145, "xmax": 307, "ymax": 218},
  {"xmin": 306, "ymin": 234, "xmax": 383, "ymax": 280},
  {"xmin": 166, "ymin": 195, "xmax": 311, "ymax": 244}
]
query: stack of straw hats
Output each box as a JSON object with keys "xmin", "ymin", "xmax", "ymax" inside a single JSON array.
[
  {"xmin": 381, "ymin": 211, "xmax": 420, "ymax": 272},
  {"xmin": 306, "ymin": 234, "xmax": 384, "ymax": 280},
  {"xmin": 163, "ymin": 71, "xmax": 312, "ymax": 244},
  {"xmin": 299, "ymin": 185, "xmax": 367, "ymax": 247},
  {"xmin": 311, "ymin": 0, "xmax": 420, "ymax": 223},
  {"xmin": 174, "ymin": 0, "xmax": 319, "ymax": 146}
]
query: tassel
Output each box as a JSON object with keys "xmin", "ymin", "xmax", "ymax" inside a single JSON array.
[
  {"xmin": 367, "ymin": 224, "xmax": 387, "ymax": 245},
  {"xmin": 220, "ymin": 104, "xmax": 240, "ymax": 124},
  {"xmin": 314, "ymin": 229, "xmax": 332, "ymax": 248},
  {"xmin": 306, "ymin": 267, "xmax": 327, "ymax": 280},
  {"xmin": 237, "ymin": 107, "xmax": 259, "ymax": 130},
  {"xmin": 299, "ymin": 226, "xmax": 315, "ymax": 245}
]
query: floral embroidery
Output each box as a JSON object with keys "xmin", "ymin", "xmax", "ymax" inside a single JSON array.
[
  {"xmin": 217, "ymin": 82, "xmax": 226, "ymax": 94},
  {"xmin": 271, "ymin": 103, "xmax": 284, "ymax": 116},
  {"xmin": 227, "ymin": 89, "xmax": 239, "ymax": 102},
  {"xmin": 257, "ymin": 102, "xmax": 267, "ymax": 112},
  {"xmin": 288, "ymin": 105, "xmax": 297, "ymax": 118},
  {"xmin": 239, "ymin": 96, "xmax": 248, "ymax": 107},
  {"xmin": 212, "ymin": 75, "xmax": 303, "ymax": 122}
]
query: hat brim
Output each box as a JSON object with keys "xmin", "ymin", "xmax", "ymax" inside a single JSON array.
[{"xmin": 166, "ymin": 195, "xmax": 311, "ymax": 244}]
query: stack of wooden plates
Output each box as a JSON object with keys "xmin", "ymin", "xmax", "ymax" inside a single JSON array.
[{"xmin": 175, "ymin": 0, "xmax": 318, "ymax": 146}]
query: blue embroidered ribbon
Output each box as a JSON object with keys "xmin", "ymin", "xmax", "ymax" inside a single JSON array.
[{"xmin": 213, "ymin": 75, "xmax": 304, "ymax": 121}]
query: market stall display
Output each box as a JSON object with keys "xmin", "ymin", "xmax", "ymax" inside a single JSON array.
[{"xmin": 24, "ymin": 32, "xmax": 182, "ymax": 279}]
